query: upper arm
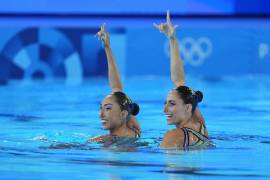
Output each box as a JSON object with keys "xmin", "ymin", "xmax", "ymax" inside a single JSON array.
[
  {"xmin": 111, "ymin": 88, "xmax": 123, "ymax": 93},
  {"xmin": 160, "ymin": 129, "xmax": 184, "ymax": 148},
  {"xmin": 174, "ymin": 81, "xmax": 185, "ymax": 88},
  {"xmin": 193, "ymin": 108, "xmax": 206, "ymax": 125},
  {"xmin": 127, "ymin": 116, "xmax": 141, "ymax": 137}
]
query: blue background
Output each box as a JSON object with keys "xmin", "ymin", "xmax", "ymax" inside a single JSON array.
[{"xmin": 0, "ymin": 0, "xmax": 270, "ymax": 84}]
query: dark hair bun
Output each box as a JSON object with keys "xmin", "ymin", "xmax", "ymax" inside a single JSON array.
[
  {"xmin": 195, "ymin": 91, "xmax": 203, "ymax": 103},
  {"xmin": 130, "ymin": 103, "xmax": 140, "ymax": 116}
]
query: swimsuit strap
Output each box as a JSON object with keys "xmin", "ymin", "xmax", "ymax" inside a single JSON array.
[
  {"xmin": 135, "ymin": 132, "xmax": 140, "ymax": 138},
  {"xmin": 185, "ymin": 127, "xmax": 210, "ymax": 144},
  {"xmin": 126, "ymin": 126, "xmax": 140, "ymax": 138},
  {"xmin": 181, "ymin": 127, "xmax": 190, "ymax": 148},
  {"xmin": 199, "ymin": 122, "xmax": 207, "ymax": 136}
]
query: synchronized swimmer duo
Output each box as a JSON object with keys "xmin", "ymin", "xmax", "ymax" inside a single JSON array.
[{"xmin": 89, "ymin": 11, "xmax": 211, "ymax": 149}]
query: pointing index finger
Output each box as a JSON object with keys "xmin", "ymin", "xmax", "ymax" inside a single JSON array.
[{"xmin": 166, "ymin": 10, "xmax": 171, "ymax": 25}]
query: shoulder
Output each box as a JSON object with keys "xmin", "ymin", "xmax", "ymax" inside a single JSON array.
[
  {"xmin": 160, "ymin": 128, "xmax": 185, "ymax": 148},
  {"xmin": 88, "ymin": 134, "xmax": 112, "ymax": 143},
  {"xmin": 164, "ymin": 128, "xmax": 183, "ymax": 137}
]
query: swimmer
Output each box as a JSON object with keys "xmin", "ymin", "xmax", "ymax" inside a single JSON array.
[
  {"xmin": 89, "ymin": 24, "xmax": 141, "ymax": 144},
  {"xmin": 154, "ymin": 11, "xmax": 210, "ymax": 149}
]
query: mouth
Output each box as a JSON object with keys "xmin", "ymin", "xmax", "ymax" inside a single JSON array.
[
  {"xmin": 165, "ymin": 114, "xmax": 174, "ymax": 122},
  {"xmin": 101, "ymin": 119, "xmax": 108, "ymax": 126},
  {"xmin": 165, "ymin": 114, "xmax": 174, "ymax": 118}
]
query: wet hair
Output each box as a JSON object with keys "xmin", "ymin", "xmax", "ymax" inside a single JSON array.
[
  {"xmin": 174, "ymin": 85, "xmax": 203, "ymax": 113},
  {"xmin": 111, "ymin": 92, "xmax": 140, "ymax": 116}
]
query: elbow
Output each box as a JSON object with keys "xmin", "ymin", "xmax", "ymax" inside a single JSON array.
[
  {"xmin": 172, "ymin": 79, "xmax": 185, "ymax": 87},
  {"xmin": 111, "ymin": 87, "xmax": 122, "ymax": 93}
]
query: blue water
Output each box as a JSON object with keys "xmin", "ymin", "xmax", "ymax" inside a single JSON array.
[{"xmin": 0, "ymin": 76, "xmax": 270, "ymax": 179}]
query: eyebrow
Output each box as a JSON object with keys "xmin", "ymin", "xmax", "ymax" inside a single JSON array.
[{"xmin": 103, "ymin": 103, "xmax": 113, "ymax": 107}]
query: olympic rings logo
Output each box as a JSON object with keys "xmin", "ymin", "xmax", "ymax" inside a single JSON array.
[
  {"xmin": 164, "ymin": 37, "xmax": 213, "ymax": 66},
  {"xmin": 258, "ymin": 43, "xmax": 269, "ymax": 59}
]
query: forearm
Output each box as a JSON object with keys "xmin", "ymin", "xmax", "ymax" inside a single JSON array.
[
  {"xmin": 104, "ymin": 46, "xmax": 123, "ymax": 92},
  {"xmin": 169, "ymin": 36, "xmax": 185, "ymax": 87}
]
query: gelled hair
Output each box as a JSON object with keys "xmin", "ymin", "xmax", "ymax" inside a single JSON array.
[
  {"xmin": 112, "ymin": 92, "xmax": 140, "ymax": 116},
  {"xmin": 174, "ymin": 86, "xmax": 203, "ymax": 113}
]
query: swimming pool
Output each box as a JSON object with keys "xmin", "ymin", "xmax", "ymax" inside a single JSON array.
[{"xmin": 0, "ymin": 76, "xmax": 270, "ymax": 179}]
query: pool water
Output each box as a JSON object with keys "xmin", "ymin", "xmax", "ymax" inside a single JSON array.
[{"xmin": 0, "ymin": 76, "xmax": 270, "ymax": 179}]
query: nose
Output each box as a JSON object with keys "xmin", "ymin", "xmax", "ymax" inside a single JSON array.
[
  {"xmin": 99, "ymin": 109, "xmax": 104, "ymax": 118},
  {"xmin": 163, "ymin": 104, "xmax": 168, "ymax": 113}
]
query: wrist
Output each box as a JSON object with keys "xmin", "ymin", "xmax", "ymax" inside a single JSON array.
[
  {"xmin": 169, "ymin": 37, "xmax": 177, "ymax": 45},
  {"xmin": 169, "ymin": 34, "xmax": 177, "ymax": 40},
  {"xmin": 168, "ymin": 31, "xmax": 177, "ymax": 40}
]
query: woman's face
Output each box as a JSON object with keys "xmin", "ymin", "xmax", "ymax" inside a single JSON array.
[
  {"xmin": 163, "ymin": 90, "xmax": 192, "ymax": 126},
  {"xmin": 99, "ymin": 95, "xmax": 126, "ymax": 131}
]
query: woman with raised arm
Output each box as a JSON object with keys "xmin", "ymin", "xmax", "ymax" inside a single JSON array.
[
  {"xmin": 89, "ymin": 24, "xmax": 141, "ymax": 144},
  {"xmin": 154, "ymin": 11, "xmax": 210, "ymax": 149}
]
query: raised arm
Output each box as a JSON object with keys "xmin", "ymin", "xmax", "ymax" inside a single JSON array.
[
  {"xmin": 154, "ymin": 11, "xmax": 185, "ymax": 87},
  {"xmin": 96, "ymin": 24, "xmax": 123, "ymax": 92}
]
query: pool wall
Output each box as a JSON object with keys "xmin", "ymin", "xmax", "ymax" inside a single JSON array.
[{"xmin": 0, "ymin": 17, "xmax": 270, "ymax": 84}]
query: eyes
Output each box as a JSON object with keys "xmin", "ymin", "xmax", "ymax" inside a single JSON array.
[
  {"xmin": 105, "ymin": 106, "xmax": 112, "ymax": 110},
  {"xmin": 164, "ymin": 100, "xmax": 176, "ymax": 106},
  {"xmin": 100, "ymin": 104, "xmax": 113, "ymax": 111}
]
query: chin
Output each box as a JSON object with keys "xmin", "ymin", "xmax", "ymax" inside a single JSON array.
[
  {"xmin": 102, "ymin": 125, "xmax": 109, "ymax": 130},
  {"xmin": 167, "ymin": 120, "xmax": 179, "ymax": 126},
  {"xmin": 167, "ymin": 119, "xmax": 174, "ymax": 125}
]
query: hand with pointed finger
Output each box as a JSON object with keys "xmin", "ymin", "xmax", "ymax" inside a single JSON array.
[
  {"xmin": 96, "ymin": 23, "xmax": 110, "ymax": 48},
  {"xmin": 154, "ymin": 10, "xmax": 178, "ymax": 39}
]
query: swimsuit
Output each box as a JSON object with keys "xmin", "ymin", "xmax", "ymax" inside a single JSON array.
[{"xmin": 181, "ymin": 123, "xmax": 211, "ymax": 149}]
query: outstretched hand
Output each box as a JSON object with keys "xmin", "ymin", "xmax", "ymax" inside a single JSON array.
[
  {"xmin": 96, "ymin": 23, "xmax": 110, "ymax": 47},
  {"xmin": 154, "ymin": 10, "xmax": 178, "ymax": 39}
]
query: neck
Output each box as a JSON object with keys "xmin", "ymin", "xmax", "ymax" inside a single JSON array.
[
  {"xmin": 176, "ymin": 116, "xmax": 193, "ymax": 128},
  {"xmin": 110, "ymin": 122, "xmax": 129, "ymax": 137}
]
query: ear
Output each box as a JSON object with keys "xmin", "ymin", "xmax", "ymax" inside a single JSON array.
[
  {"xmin": 185, "ymin": 104, "xmax": 192, "ymax": 114},
  {"xmin": 120, "ymin": 110, "xmax": 129, "ymax": 120}
]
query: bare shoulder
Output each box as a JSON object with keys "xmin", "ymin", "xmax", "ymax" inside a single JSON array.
[
  {"xmin": 88, "ymin": 134, "xmax": 111, "ymax": 143},
  {"xmin": 160, "ymin": 128, "xmax": 185, "ymax": 148}
]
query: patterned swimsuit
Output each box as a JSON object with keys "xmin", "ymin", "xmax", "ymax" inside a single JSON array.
[{"xmin": 181, "ymin": 123, "xmax": 211, "ymax": 149}]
